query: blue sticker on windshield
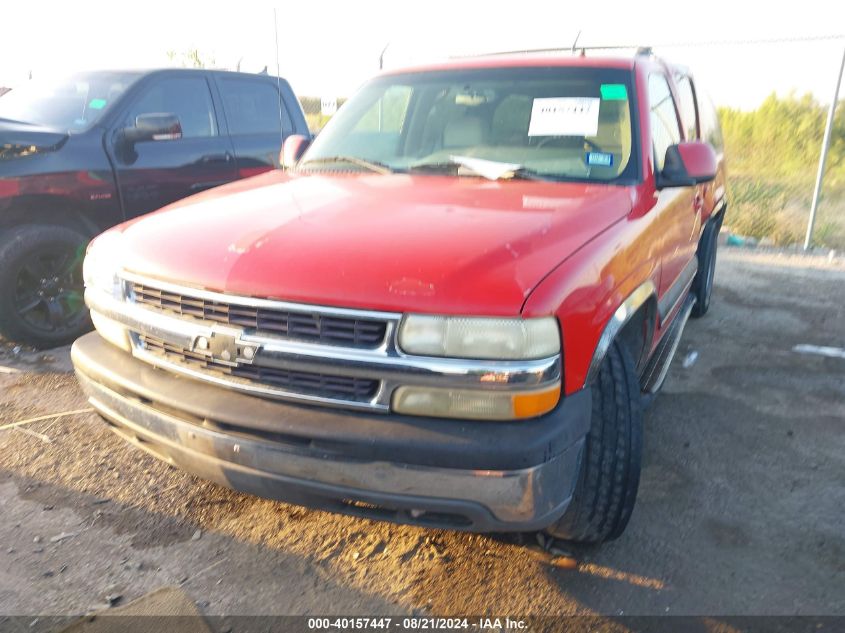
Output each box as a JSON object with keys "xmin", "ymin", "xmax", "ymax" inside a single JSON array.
[
  {"xmin": 585, "ymin": 152, "xmax": 613, "ymax": 167},
  {"xmin": 88, "ymin": 98, "xmax": 107, "ymax": 110}
]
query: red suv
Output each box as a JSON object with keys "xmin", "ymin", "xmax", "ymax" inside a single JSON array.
[{"xmin": 72, "ymin": 51, "xmax": 726, "ymax": 544}]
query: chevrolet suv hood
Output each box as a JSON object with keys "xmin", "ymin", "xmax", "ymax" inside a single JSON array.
[{"xmin": 119, "ymin": 171, "xmax": 632, "ymax": 315}]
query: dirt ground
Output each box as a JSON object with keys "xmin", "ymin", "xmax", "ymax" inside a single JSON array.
[{"xmin": 0, "ymin": 248, "xmax": 843, "ymax": 622}]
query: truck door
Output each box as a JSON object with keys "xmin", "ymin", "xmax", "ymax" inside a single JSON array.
[
  {"xmin": 214, "ymin": 75, "xmax": 295, "ymax": 175},
  {"xmin": 647, "ymin": 72, "xmax": 698, "ymax": 322},
  {"xmin": 109, "ymin": 74, "xmax": 238, "ymax": 219}
]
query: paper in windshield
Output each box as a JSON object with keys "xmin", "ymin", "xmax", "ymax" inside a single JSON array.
[{"xmin": 527, "ymin": 97, "xmax": 600, "ymax": 137}]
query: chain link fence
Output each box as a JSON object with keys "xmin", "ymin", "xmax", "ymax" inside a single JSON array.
[
  {"xmin": 724, "ymin": 176, "xmax": 845, "ymax": 248},
  {"xmin": 720, "ymin": 93, "xmax": 845, "ymax": 249},
  {"xmin": 298, "ymin": 96, "xmax": 346, "ymax": 134}
]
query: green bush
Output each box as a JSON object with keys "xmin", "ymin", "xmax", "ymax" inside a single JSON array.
[{"xmin": 719, "ymin": 94, "xmax": 845, "ymax": 248}]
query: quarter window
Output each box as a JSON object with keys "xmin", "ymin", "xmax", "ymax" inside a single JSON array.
[
  {"xmin": 218, "ymin": 78, "xmax": 292, "ymax": 136},
  {"xmin": 648, "ymin": 73, "xmax": 681, "ymax": 172},
  {"xmin": 125, "ymin": 77, "xmax": 217, "ymax": 138}
]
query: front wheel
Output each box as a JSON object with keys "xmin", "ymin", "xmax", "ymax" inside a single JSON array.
[
  {"xmin": 544, "ymin": 341, "xmax": 643, "ymax": 544},
  {"xmin": 0, "ymin": 224, "xmax": 91, "ymax": 349}
]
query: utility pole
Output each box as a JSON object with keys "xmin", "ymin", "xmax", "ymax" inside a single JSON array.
[
  {"xmin": 379, "ymin": 42, "xmax": 390, "ymax": 71},
  {"xmin": 805, "ymin": 45, "xmax": 845, "ymax": 251}
]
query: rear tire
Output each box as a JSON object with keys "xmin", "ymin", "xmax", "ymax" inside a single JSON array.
[
  {"xmin": 0, "ymin": 224, "xmax": 91, "ymax": 349},
  {"xmin": 690, "ymin": 213, "xmax": 723, "ymax": 318},
  {"xmin": 544, "ymin": 341, "xmax": 643, "ymax": 544}
]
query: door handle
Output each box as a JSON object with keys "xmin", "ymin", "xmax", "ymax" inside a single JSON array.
[{"xmin": 200, "ymin": 152, "xmax": 233, "ymax": 164}]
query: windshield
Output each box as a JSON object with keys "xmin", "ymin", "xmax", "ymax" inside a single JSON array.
[
  {"xmin": 0, "ymin": 71, "xmax": 141, "ymax": 133},
  {"xmin": 302, "ymin": 67, "xmax": 638, "ymax": 182}
]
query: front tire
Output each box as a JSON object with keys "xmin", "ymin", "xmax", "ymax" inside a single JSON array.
[
  {"xmin": 544, "ymin": 341, "xmax": 643, "ymax": 544},
  {"xmin": 0, "ymin": 224, "xmax": 91, "ymax": 349}
]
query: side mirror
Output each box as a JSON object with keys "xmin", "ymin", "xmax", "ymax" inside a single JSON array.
[
  {"xmin": 657, "ymin": 141, "xmax": 717, "ymax": 188},
  {"xmin": 281, "ymin": 134, "xmax": 311, "ymax": 169},
  {"xmin": 122, "ymin": 113, "xmax": 182, "ymax": 144}
]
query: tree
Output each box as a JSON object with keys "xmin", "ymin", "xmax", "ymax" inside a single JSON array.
[{"xmin": 165, "ymin": 49, "xmax": 216, "ymax": 69}]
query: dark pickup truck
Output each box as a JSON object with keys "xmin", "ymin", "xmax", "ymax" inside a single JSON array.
[{"xmin": 0, "ymin": 68, "xmax": 309, "ymax": 348}]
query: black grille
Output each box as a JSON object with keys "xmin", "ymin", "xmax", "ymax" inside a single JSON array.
[
  {"xmin": 129, "ymin": 282, "xmax": 387, "ymax": 348},
  {"xmin": 138, "ymin": 335, "xmax": 379, "ymax": 402}
]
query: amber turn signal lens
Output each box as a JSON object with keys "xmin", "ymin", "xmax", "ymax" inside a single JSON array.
[
  {"xmin": 512, "ymin": 384, "xmax": 561, "ymax": 419},
  {"xmin": 392, "ymin": 383, "xmax": 561, "ymax": 421}
]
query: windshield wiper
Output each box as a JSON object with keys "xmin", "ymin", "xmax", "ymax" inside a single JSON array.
[
  {"xmin": 298, "ymin": 155, "xmax": 395, "ymax": 175},
  {"xmin": 408, "ymin": 156, "xmax": 556, "ymax": 181},
  {"xmin": 506, "ymin": 167, "xmax": 560, "ymax": 182},
  {"xmin": 406, "ymin": 161, "xmax": 461, "ymax": 174}
]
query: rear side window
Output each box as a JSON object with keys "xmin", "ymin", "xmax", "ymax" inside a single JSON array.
[
  {"xmin": 125, "ymin": 77, "xmax": 217, "ymax": 138},
  {"xmin": 697, "ymin": 87, "xmax": 724, "ymax": 153},
  {"xmin": 218, "ymin": 78, "xmax": 292, "ymax": 135},
  {"xmin": 674, "ymin": 75, "xmax": 699, "ymax": 140},
  {"xmin": 648, "ymin": 73, "xmax": 681, "ymax": 171}
]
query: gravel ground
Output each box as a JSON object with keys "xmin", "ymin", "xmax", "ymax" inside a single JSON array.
[{"xmin": 0, "ymin": 248, "xmax": 843, "ymax": 620}]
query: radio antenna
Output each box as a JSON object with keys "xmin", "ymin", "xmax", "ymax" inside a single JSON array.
[
  {"xmin": 274, "ymin": 8, "xmax": 284, "ymax": 148},
  {"xmin": 571, "ymin": 30, "xmax": 582, "ymax": 52}
]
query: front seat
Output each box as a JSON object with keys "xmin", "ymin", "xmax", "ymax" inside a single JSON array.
[{"xmin": 442, "ymin": 114, "xmax": 486, "ymax": 149}]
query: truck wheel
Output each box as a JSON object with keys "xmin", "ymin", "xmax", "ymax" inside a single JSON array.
[
  {"xmin": 0, "ymin": 225, "xmax": 91, "ymax": 349},
  {"xmin": 544, "ymin": 341, "xmax": 643, "ymax": 544},
  {"xmin": 690, "ymin": 213, "xmax": 723, "ymax": 318}
]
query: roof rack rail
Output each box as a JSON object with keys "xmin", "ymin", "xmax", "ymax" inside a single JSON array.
[{"xmin": 452, "ymin": 44, "xmax": 653, "ymax": 59}]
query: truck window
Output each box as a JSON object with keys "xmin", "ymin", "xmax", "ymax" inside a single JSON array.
[
  {"xmin": 697, "ymin": 88, "xmax": 724, "ymax": 153},
  {"xmin": 647, "ymin": 73, "xmax": 681, "ymax": 172},
  {"xmin": 674, "ymin": 75, "xmax": 699, "ymax": 141},
  {"xmin": 304, "ymin": 67, "xmax": 638, "ymax": 183},
  {"xmin": 0, "ymin": 71, "xmax": 141, "ymax": 133},
  {"xmin": 125, "ymin": 77, "xmax": 217, "ymax": 138},
  {"xmin": 352, "ymin": 85, "xmax": 413, "ymax": 134},
  {"xmin": 218, "ymin": 78, "xmax": 293, "ymax": 136},
  {"xmin": 330, "ymin": 84, "xmax": 413, "ymax": 159}
]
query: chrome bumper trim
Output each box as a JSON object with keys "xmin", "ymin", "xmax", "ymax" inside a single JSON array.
[
  {"xmin": 86, "ymin": 284, "xmax": 561, "ymax": 412},
  {"xmin": 120, "ymin": 270, "xmax": 403, "ymax": 322},
  {"xmin": 131, "ymin": 343, "xmax": 388, "ymax": 412}
]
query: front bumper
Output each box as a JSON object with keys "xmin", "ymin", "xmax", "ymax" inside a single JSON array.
[{"xmin": 72, "ymin": 333, "xmax": 591, "ymax": 532}]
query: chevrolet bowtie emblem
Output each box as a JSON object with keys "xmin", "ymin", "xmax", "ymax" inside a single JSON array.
[{"xmin": 193, "ymin": 329, "xmax": 258, "ymax": 366}]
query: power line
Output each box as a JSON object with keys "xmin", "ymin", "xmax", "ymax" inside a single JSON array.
[
  {"xmin": 632, "ymin": 34, "xmax": 845, "ymax": 48},
  {"xmin": 458, "ymin": 34, "xmax": 845, "ymax": 59}
]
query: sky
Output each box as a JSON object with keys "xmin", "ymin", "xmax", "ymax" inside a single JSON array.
[{"xmin": 2, "ymin": 0, "xmax": 844, "ymax": 109}]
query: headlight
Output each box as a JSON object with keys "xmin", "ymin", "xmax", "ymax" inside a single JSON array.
[
  {"xmin": 83, "ymin": 231, "xmax": 129, "ymax": 351},
  {"xmin": 82, "ymin": 231, "xmax": 124, "ymax": 297},
  {"xmin": 398, "ymin": 315, "xmax": 559, "ymax": 360}
]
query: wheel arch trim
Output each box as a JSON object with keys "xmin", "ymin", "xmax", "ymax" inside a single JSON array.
[{"xmin": 584, "ymin": 279, "xmax": 657, "ymax": 388}]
